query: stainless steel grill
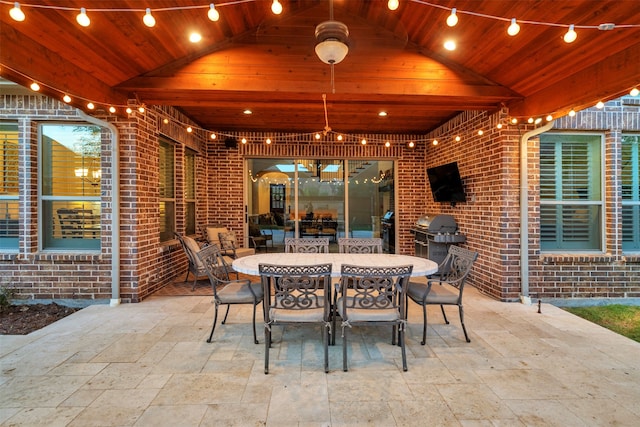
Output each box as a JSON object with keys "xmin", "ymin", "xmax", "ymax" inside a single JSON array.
[{"xmin": 412, "ymin": 214, "xmax": 466, "ymax": 268}]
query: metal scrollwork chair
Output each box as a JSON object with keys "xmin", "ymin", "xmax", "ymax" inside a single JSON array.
[
  {"xmin": 197, "ymin": 245, "xmax": 264, "ymax": 344},
  {"xmin": 335, "ymin": 264, "xmax": 413, "ymax": 372},
  {"xmin": 259, "ymin": 263, "xmax": 333, "ymax": 374},
  {"xmin": 284, "ymin": 237, "xmax": 329, "ymax": 253},
  {"xmin": 338, "ymin": 237, "xmax": 383, "ymax": 254},
  {"xmin": 406, "ymin": 245, "xmax": 478, "ymax": 344},
  {"xmin": 175, "ymin": 232, "xmax": 237, "ymax": 291}
]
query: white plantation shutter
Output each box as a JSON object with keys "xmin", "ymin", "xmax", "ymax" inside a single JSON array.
[
  {"xmin": 540, "ymin": 134, "xmax": 603, "ymax": 251},
  {"xmin": 622, "ymin": 135, "xmax": 640, "ymax": 251}
]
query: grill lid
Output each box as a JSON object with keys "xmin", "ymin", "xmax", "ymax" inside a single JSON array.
[{"xmin": 415, "ymin": 214, "xmax": 458, "ymax": 233}]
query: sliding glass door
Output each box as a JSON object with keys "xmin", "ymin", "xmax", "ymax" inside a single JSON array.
[{"xmin": 247, "ymin": 158, "xmax": 394, "ymax": 252}]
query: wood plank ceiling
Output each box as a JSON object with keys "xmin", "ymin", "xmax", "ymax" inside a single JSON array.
[{"xmin": 1, "ymin": 0, "xmax": 639, "ymax": 135}]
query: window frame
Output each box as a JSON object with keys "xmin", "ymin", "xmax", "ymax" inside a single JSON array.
[
  {"xmin": 621, "ymin": 133, "xmax": 640, "ymax": 253},
  {"xmin": 539, "ymin": 132, "xmax": 605, "ymax": 253},
  {"xmin": 0, "ymin": 121, "xmax": 19, "ymax": 250},
  {"xmin": 39, "ymin": 122, "xmax": 102, "ymax": 251},
  {"xmin": 159, "ymin": 138, "xmax": 176, "ymax": 243},
  {"xmin": 184, "ymin": 148, "xmax": 197, "ymax": 237}
]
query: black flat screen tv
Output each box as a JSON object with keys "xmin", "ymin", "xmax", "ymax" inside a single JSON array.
[{"xmin": 427, "ymin": 162, "xmax": 466, "ymax": 204}]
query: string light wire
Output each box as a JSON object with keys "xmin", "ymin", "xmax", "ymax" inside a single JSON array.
[{"xmin": 3, "ymin": 0, "xmax": 639, "ymax": 145}]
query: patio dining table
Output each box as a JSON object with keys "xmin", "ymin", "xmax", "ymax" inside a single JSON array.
[{"xmin": 232, "ymin": 252, "xmax": 438, "ymax": 277}]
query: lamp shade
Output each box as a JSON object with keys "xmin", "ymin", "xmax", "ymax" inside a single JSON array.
[{"xmin": 315, "ymin": 20, "xmax": 349, "ymax": 64}]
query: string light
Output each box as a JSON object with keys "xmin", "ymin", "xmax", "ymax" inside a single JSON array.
[
  {"xmin": 76, "ymin": 8, "xmax": 90, "ymax": 27},
  {"xmin": 87, "ymin": 102, "xmax": 95, "ymax": 110},
  {"xmin": 207, "ymin": 3, "xmax": 220, "ymax": 22},
  {"xmin": 63, "ymin": 94, "xmax": 72, "ymax": 103},
  {"xmin": 271, "ymin": 0, "xmax": 282, "ymax": 15},
  {"xmin": 564, "ymin": 24, "xmax": 577, "ymax": 43},
  {"xmin": 631, "ymin": 88, "xmax": 639, "ymax": 97},
  {"xmin": 30, "ymin": 82, "xmax": 39, "ymax": 91},
  {"xmin": 507, "ymin": 18, "xmax": 520, "ymax": 36},
  {"xmin": 109, "ymin": 106, "xmax": 116, "ymax": 113},
  {"xmin": 596, "ymin": 101, "xmax": 604, "ymax": 109},
  {"xmin": 210, "ymin": 133, "xmax": 217, "ymax": 139},
  {"xmin": 568, "ymin": 109, "xmax": 576, "ymax": 117},
  {"xmin": 9, "ymin": 2, "xmax": 24, "ymax": 21},
  {"xmin": 446, "ymin": 8, "xmax": 458, "ymax": 27},
  {"xmin": 143, "ymin": 8, "xmax": 156, "ymax": 28}
]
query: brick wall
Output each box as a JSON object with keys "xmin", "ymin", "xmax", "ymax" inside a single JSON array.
[{"xmin": 2, "ymin": 92, "xmax": 638, "ymax": 305}]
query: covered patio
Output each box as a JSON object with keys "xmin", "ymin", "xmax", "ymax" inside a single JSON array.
[{"xmin": 1, "ymin": 281, "xmax": 639, "ymax": 425}]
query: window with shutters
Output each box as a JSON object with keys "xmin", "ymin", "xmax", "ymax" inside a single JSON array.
[
  {"xmin": 40, "ymin": 123, "xmax": 102, "ymax": 250},
  {"xmin": 0, "ymin": 122, "xmax": 19, "ymax": 249},
  {"xmin": 184, "ymin": 149, "xmax": 196, "ymax": 236},
  {"xmin": 159, "ymin": 138, "xmax": 175, "ymax": 242},
  {"xmin": 540, "ymin": 133, "xmax": 603, "ymax": 251},
  {"xmin": 622, "ymin": 134, "xmax": 640, "ymax": 252}
]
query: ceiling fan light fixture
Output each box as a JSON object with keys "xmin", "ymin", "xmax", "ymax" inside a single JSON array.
[{"xmin": 315, "ymin": 20, "xmax": 349, "ymax": 64}]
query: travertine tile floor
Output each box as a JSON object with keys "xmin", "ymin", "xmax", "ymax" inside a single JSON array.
[{"xmin": 1, "ymin": 283, "xmax": 639, "ymax": 426}]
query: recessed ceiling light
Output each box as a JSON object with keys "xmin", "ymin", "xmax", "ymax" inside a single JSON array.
[
  {"xmin": 189, "ymin": 32, "xmax": 202, "ymax": 43},
  {"xmin": 444, "ymin": 40, "xmax": 456, "ymax": 51},
  {"xmin": 243, "ymin": 109, "xmax": 252, "ymax": 115},
  {"xmin": 378, "ymin": 111, "xmax": 387, "ymax": 117}
]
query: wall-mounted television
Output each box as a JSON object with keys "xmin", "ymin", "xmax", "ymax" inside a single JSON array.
[{"xmin": 427, "ymin": 161, "xmax": 466, "ymax": 204}]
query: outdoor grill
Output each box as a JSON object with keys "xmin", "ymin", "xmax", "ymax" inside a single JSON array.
[{"xmin": 412, "ymin": 214, "xmax": 466, "ymax": 268}]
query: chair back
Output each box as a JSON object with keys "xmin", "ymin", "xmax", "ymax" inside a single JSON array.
[
  {"xmin": 197, "ymin": 244, "xmax": 235, "ymax": 296},
  {"xmin": 175, "ymin": 232, "xmax": 205, "ymax": 274},
  {"xmin": 259, "ymin": 263, "xmax": 333, "ymax": 317},
  {"xmin": 338, "ymin": 237, "xmax": 383, "ymax": 254},
  {"xmin": 436, "ymin": 245, "xmax": 478, "ymax": 296},
  {"xmin": 284, "ymin": 237, "xmax": 329, "ymax": 253},
  {"xmin": 338, "ymin": 264, "xmax": 413, "ymax": 313}
]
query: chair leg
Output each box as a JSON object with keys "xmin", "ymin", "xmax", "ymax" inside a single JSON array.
[
  {"xmin": 264, "ymin": 325, "xmax": 270, "ymax": 374},
  {"xmin": 221, "ymin": 304, "xmax": 231, "ymax": 324},
  {"xmin": 251, "ymin": 303, "xmax": 259, "ymax": 344},
  {"xmin": 421, "ymin": 304, "xmax": 428, "ymax": 345},
  {"xmin": 440, "ymin": 305, "xmax": 450, "ymax": 324},
  {"xmin": 191, "ymin": 276, "xmax": 198, "ymax": 291},
  {"xmin": 400, "ymin": 325, "xmax": 407, "ymax": 372},
  {"xmin": 323, "ymin": 324, "xmax": 329, "ymax": 373},
  {"xmin": 206, "ymin": 303, "xmax": 220, "ymax": 343},
  {"xmin": 458, "ymin": 304, "xmax": 471, "ymax": 343},
  {"xmin": 342, "ymin": 326, "xmax": 348, "ymax": 372}
]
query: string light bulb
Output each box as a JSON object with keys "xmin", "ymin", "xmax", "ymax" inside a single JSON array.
[
  {"xmin": 109, "ymin": 106, "xmax": 116, "ymax": 113},
  {"xmin": 455, "ymin": 136, "xmax": 461, "ymax": 141},
  {"xmin": 596, "ymin": 101, "xmax": 604, "ymax": 108},
  {"xmin": 361, "ymin": 139, "xmax": 367, "ymax": 145},
  {"xmin": 87, "ymin": 102, "xmax": 95, "ymax": 110},
  {"xmin": 210, "ymin": 133, "xmax": 217, "ymax": 139},
  {"xmin": 138, "ymin": 106, "xmax": 145, "ymax": 113},
  {"xmin": 444, "ymin": 40, "xmax": 456, "ymax": 51},
  {"xmin": 30, "ymin": 82, "xmax": 40, "ymax": 91},
  {"xmin": 63, "ymin": 94, "xmax": 72, "ymax": 103},
  {"xmin": 546, "ymin": 114, "xmax": 553, "ymax": 121},
  {"xmin": 564, "ymin": 24, "xmax": 577, "ymax": 43},
  {"xmin": 507, "ymin": 18, "xmax": 520, "ymax": 36},
  {"xmin": 76, "ymin": 8, "xmax": 90, "ymax": 27},
  {"xmin": 186, "ymin": 126, "xmax": 193, "ymax": 133},
  {"xmin": 388, "ymin": 0, "xmax": 399, "ymax": 11},
  {"xmin": 385, "ymin": 141, "xmax": 391, "ymax": 147},
  {"xmin": 568, "ymin": 109, "xmax": 576, "ymax": 117},
  {"xmin": 271, "ymin": 0, "xmax": 282, "ymax": 15},
  {"xmin": 126, "ymin": 107, "xmax": 133, "ymax": 114},
  {"xmin": 432, "ymin": 139, "xmax": 438, "ymax": 146},
  {"xmin": 534, "ymin": 117, "xmax": 543, "ymax": 124},
  {"xmin": 446, "ymin": 8, "xmax": 458, "ymax": 27},
  {"xmin": 407, "ymin": 141, "xmax": 415, "ymax": 148},
  {"xmin": 143, "ymin": 8, "xmax": 156, "ymax": 28},
  {"xmin": 266, "ymin": 138, "xmax": 272, "ymax": 144},
  {"xmin": 9, "ymin": 2, "xmax": 25, "ymax": 22},
  {"xmin": 631, "ymin": 88, "xmax": 639, "ymax": 96},
  {"xmin": 208, "ymin": 3, "xmax": 220, "ymax": 22},
  {"xmin": 241, "ymin": 138, "xmax": 247, "ymax": 144}
]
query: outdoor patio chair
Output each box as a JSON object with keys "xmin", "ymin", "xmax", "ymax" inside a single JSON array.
[
  {"xmin": 259, "ymin": 262, "xmax": 333, "ymax": 374},
  {"xmin": 201, "ymin": 224, "xmax": 255, "ymax": 258},
  {"xmin": 338, "ymin": 237, "xmax": 383, "ymax": 254},
  {"xmin": 406, "ymin": 245, "xmax": 478, "ymax": 344},
  {"xmin": 335, "ymin": 264, "xmax": 413, "ymax": 371},
  {"xmin": 284, "ymin": 237, "xmax": 329, "ymax": 253},
  {"xmin": 197, "ymin": 244, "xmax": 264, "ymax": 344},
  {"xmin": 175, "ymin": 232, "xmax": 237, "ymax": 291}
]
